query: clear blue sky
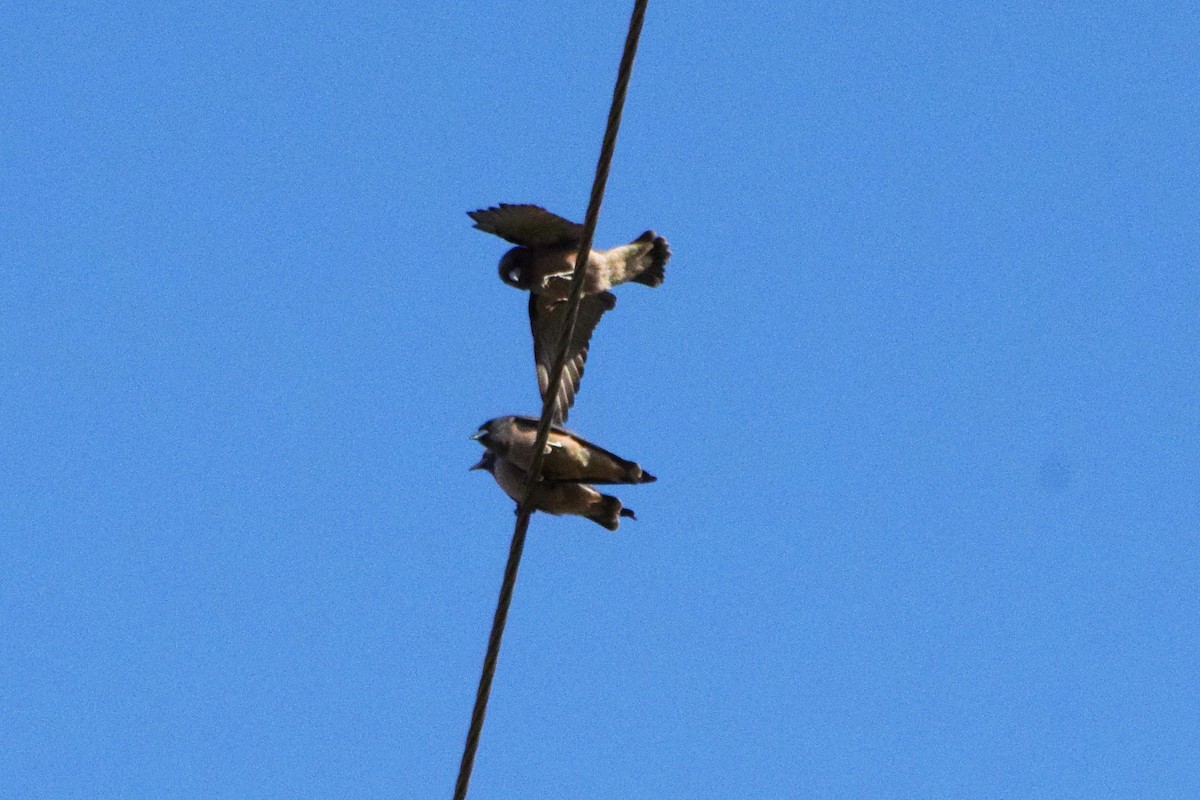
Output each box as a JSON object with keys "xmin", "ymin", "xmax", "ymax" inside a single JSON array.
[{"xmin": 3, "ymin": 2, "xmax": 1198, "ymax": 797}]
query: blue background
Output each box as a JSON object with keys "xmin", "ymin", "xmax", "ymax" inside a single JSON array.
[{"xmin": 3, "ymin": 2, "xmax": 1197, "ymax": 797}]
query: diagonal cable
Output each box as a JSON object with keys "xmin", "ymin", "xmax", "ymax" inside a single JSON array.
[{"xmin": 452, "ymin": 2, "xmax": 650, "ymax": 798}]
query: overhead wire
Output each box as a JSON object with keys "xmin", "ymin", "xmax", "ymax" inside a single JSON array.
[{"xmin": 452, "ymin": 2, "xmax": 651, "ymax": 798}]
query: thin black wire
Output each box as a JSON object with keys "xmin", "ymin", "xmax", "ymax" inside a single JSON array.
[{"xmin": 452, "ymin": 3, "xmax": 650, "ymax": 798}]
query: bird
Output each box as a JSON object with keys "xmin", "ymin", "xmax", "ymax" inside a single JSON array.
[
  {"xmin": 470, "ymin": 416, "xmax": 656, "ymax": 531},
  {"xmin": 471, "ymin": 415, "xmax": 656, "ymax": 485},
  {"xmin": 468, "ymin": 203, "xmax": 671, "ymax": 422},
  {"xmin": 470, "ymin": 451, "xmax": 637, "ymax": 531}
]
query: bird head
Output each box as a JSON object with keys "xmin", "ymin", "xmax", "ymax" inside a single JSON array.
[
  {"xmin": 498, "ymin": 247, "xmax": 534, "ymax": 289},
  {"xmin": 470, "ymin": 422, "xmax": 488, "ymax": 441},
  {"xmin": 469, "ymin": 451, "xmax": 496, "ymax": 473},
  {"xmin": 470, "ymin": 416, "xmax": 518, "ymax": 457}
]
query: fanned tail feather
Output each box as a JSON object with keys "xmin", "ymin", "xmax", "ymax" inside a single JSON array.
[{"xmin": 630, "ymin": 230, "xmax": 669, "ymax": 287}]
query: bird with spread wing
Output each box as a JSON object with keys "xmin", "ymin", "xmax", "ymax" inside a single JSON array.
[{"xmin": 468, "ymin": 203, "xmax": 670, "ymax": 422}]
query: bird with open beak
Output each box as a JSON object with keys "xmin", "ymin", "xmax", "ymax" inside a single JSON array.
[
  {"xmin": 470, "ymin": 416, "xmax": 656, "ymax": 531},
  {"xmin": 468, "ymin": 203, "xmax": 670, "ymax": 423}
]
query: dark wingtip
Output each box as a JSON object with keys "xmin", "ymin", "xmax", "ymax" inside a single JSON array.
[
  {"xmin": 639, "ymin": 470, "xmax": 657, "ymax": 484},
  {"xmin": 467, "ymin": 204, "xmax": 519, "ymax": 229}
]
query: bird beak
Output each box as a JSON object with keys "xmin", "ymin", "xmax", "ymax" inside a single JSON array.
[
  {"xmin": 470, "ymin": 430, "xmax": 486, "ymax": 441},
  {"xmin": 469, "ymin": 456, "xmax": 489, "ymax": 471}
]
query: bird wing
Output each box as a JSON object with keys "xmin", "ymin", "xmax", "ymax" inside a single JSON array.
[
  {"xmin": 468, "ymin": 204, "xmax": 584, "ymax": 248},
  {"xmin": 505, "ymin": 415, "xmax": 655, "ymax": 484},
  {"xmin": 529, "ymin": 290, "xmax": 616, "ymax": 424},
  {"xmin": 543, "ymin": 425, "xmax": 655, "ymax": 485}
]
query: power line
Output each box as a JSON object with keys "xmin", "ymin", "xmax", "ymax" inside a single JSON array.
[{"xmin": 452, "ymin": 2, "xmax": 651, "ymax": 798}]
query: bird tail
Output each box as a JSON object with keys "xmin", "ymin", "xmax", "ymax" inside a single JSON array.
[
  {"xmin": 628, "ymin": 230, "xmax": 670, "ymax": 287},
  {"xmin": 590, "ymin": 494, "xmax": 634, "ymax": 531}
]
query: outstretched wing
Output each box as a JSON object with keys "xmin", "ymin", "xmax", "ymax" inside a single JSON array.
[
  {"xmin": 529, "ymin": 290, "xmax": 616, "ymax": 424},
  {"xmin": 468, "ymin": 204, "xmax": 584, "ymax": 248}
]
